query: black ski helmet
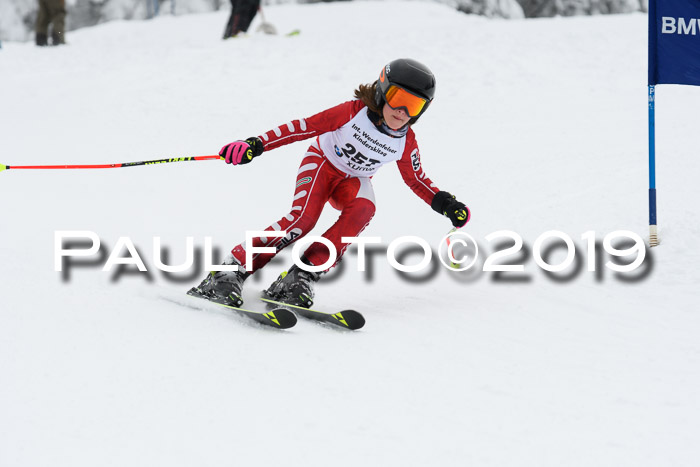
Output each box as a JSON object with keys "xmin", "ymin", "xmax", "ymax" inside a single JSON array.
[{"xmin": 375, "ymin": 58, "xmax": 436, "ymax": 121}]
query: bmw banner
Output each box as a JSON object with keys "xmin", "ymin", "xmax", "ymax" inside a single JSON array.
[
  {"xmin": 647, "ymin": 0, "xmax": 700, "ymax": 247},
  {"xmin": 649, "ymin": 0, "xmax": 700, "ymax": 85}
]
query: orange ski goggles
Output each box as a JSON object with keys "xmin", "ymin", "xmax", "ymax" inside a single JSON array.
[{"xmin": 383, "ymin": 85, "xmax": 429, "ymax": 118}]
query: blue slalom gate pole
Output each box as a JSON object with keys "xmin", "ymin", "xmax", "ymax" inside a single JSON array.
[{"xmin": 648, "ymin": 85, "xmax": 659, "ymax": 246}]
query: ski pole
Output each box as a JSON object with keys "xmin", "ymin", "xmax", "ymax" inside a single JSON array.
[
  {"xmin": 444, "ymin": 227, "xmax": 460, "ymax": 269},
  {"xmin": 0, "ymin": 155, "xmax": 222, "ymax": 173},
  {"xmin": 257, "ymin": 7, "xmax": 278, "ymax": 35}
]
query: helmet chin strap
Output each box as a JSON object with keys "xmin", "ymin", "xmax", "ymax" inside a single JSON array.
[{"xmin": 366, "ymin": 108, "xmax": 409, "ymax": 138}]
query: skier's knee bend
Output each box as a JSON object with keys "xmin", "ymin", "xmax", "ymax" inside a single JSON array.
[{"xmin": 345, "ymin": 197, "xmax": 376, "ymax": 224}]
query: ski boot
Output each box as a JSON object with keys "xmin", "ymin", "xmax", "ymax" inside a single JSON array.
[
  {"xmin": 51, "ymin": 32, "xmax": 65, "ymax": 46},
  {"xmin": 35, "ymin": 33, "xmax": 48, "ymax": 46},
  {"xmin": 263, "ymin": 264, "xmax": 320, "ymax": 308},
  {"xmin": 188, "ymin": 258, "xmax": 249, "ymax": 307}
]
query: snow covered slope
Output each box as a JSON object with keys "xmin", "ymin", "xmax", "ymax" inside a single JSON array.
[{"xmin": 1, "ymin": 3, "xmax": 699, "ymax": 466}]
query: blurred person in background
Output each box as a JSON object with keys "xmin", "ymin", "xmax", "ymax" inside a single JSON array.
[
  {"xmin": 223, "ymin": 0, "xmax": 261, "ymax": 39},
  {"xmin": 35, "ymin": 0, "xmax": 66, "ymax": 46}
]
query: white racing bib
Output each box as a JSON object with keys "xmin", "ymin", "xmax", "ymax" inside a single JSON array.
[{"xmin": 319, "ymin": 109, "xmax": 406, "ymax": 177}]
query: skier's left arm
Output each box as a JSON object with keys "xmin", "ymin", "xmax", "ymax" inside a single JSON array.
[{"xmin": 396, "ymin": 133, "xmax": 471, "ymax": 228}]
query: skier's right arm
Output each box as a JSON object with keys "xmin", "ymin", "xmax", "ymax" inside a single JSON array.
[{"xmin": 220, "ymin": 100, "xmax": 365, "ymax": 165}]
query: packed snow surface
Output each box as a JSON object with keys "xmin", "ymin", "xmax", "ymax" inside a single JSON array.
[{"xmin": 1, "ymin": 3, "xmax": 699, "ymax": 466}]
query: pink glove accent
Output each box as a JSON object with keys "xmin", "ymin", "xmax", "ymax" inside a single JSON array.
[{"xmin": 220, "ymin": 141, "xmax": 250, "ymax": 165}]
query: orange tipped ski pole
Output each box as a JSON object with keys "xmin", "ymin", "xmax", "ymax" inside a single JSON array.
[{"xmin": 0, "ymin": 155, "xmax": 222, "ymax": 173}]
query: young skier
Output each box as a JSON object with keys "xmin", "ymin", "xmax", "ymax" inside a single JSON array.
[{"xmin": 190, "ymin": 58, "xmax": 470, "ymax": 308}]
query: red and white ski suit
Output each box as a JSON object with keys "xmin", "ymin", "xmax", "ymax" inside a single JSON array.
[{"xmin": 231, "ymin": 100, "xmax": 441, "ymax": 272}]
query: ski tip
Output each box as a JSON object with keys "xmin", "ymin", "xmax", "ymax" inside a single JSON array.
[
  {"xmin": 333, "ymin": 310, "xmax": 365, "ymax": 330},
  {"xmin": 353, "ymin": 313, "xmax": 366, "ymax": 330},
  {"xmin": 0, "ymin": 164, "xmax": 7, "ymax": 173},
  {"xmin": 265, "ymin": 308, "xmax": 298, "ymax": 329}
]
